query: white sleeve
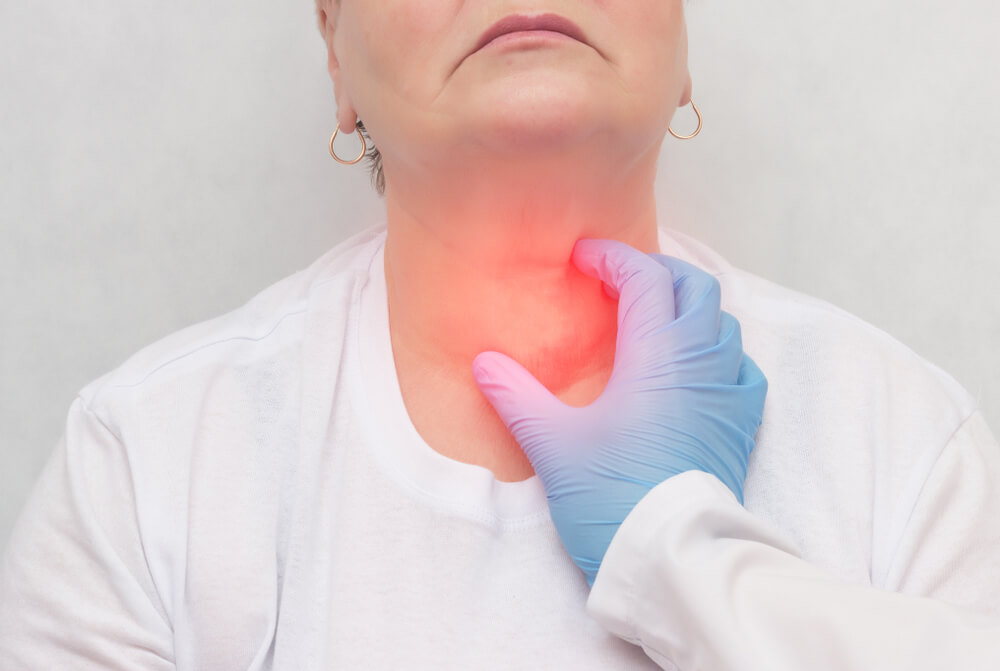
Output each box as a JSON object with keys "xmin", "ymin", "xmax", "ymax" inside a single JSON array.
[
  {"xmin": 586, "ymin": 410, "xmax": 1000, "ymax": 671},
  {"xmin": 0, "ymin": 396, "xmax": 175, "ymax": 670}
]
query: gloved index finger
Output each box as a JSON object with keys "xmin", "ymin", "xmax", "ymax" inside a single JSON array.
[
  {"xmin": 572, "ymin": 239, "xmax": 677, "ymax": 340},
  {"xmin": 647, "ymin": 253, "xmax": 722, "ymax": 353}
]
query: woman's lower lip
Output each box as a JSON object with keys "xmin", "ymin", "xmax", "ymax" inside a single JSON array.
[{"xmin": 479, "ymin": 29, "xmax": 578, "ymax": 52}]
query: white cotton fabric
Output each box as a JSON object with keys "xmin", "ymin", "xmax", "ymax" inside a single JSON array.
[
  {"xmin": 587, "ymin": 468, "xmax": 1000, "ymax": 670},
  {"xmin": 1, "ymin": 221, "xmax": 997, "ymax": 670}
]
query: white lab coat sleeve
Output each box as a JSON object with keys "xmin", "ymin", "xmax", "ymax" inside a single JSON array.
[
  {"xmin": 585, "ymin": 410, "xmax": 1000, "ymax": 671},
  {"xmin": 0, "ymin": 396, "xmax": 175, "ymax": 670}
]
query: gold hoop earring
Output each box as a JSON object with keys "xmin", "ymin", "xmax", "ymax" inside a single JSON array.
[
  {"xmin": 668, "ymin": 100, "xmax": 702, "ymax": 140},
  {"xmin": 329, "ymin": 122, "xmax": 367, "ymax": 164}
]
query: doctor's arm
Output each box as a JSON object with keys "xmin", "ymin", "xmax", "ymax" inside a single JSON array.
[
  {"xmin": 474, "ymin": 239, "xmax": 1000, "ymax": 670},
  {"xmin": 586, "ymin": 407, "xmax": 1000, "ymax": 671}
]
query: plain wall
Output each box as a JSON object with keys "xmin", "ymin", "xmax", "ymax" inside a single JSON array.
[{"xmin": 2, "ymin": 0, "xmax": 998, "ymax": 548}]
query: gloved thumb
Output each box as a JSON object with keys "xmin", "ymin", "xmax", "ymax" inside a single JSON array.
[{"xmin": 472, "ymin": 351, "xmax": 568, "ymax": 468}]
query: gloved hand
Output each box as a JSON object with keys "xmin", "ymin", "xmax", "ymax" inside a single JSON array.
[{"xmin": 472, "ymin": 238, "xmax": 768, "ymax": 586}]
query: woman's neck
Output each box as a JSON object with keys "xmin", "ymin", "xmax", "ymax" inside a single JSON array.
[{"xmin": 382, "ymin": 186, "xmax": 662, "ymax": 403}]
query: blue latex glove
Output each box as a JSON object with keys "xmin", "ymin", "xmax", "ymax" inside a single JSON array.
[{"xmin": 471, "ymin": 239, "xmax": 768, "ymax": 586}]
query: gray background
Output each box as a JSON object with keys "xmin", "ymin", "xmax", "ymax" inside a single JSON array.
[{"xmin": 2, "ymin": 0, "xmax": 998, "ymax": 549}]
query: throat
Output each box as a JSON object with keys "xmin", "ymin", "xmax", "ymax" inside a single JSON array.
[{"xmin": 390, "ymin": 327, "xmax": 616, "ymax": 483}]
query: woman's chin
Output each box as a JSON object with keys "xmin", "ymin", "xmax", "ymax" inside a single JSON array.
[{"xmin": 463, "ymin": 96, "xmax": 613, "ymax": 151}]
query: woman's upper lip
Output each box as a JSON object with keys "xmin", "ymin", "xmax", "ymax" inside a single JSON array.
[{"xmin": 472, "ymin": 12, "xmax": 588, "ymax": 55}]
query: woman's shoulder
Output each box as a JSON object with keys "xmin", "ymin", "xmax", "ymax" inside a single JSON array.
[
  {"xmin": 658, "ymin": 226, "xmax": 978, "ymax": 420},
  {"xmin": 78, "ymin": 223, "xmax": 387, "ymax": 422}
]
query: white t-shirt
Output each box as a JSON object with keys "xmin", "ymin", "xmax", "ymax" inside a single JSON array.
[{"xmin": 2, "ymin": 222, "xmax": 997, "ymax": 670}]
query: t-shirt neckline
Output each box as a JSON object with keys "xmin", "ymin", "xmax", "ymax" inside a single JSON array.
[
  {"xmin": 350, "ymin": 224, "xmax": 707, "ymax": 527},
  {"xmin": 353, "ymin": 231, "xmax": 552, "ymax": 526}
]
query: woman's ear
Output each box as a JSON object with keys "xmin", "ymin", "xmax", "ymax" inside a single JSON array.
[
  {"xmin": 318, "ymin": 1, "xmax": 358, "ymax": 134},
  {"xmin": 315, "ymin": 6, "xmax": 325, "ymax": 39},
  {"xmin": 680, "ymin": 73, "xmax": 693, "ymax": 108},
  {"xmin": 315, "ymin": 1, "xmax": 334, "ymax": 41},
  {"xmin": 318, "ymin": 2, "xmax": 340, "ymax": 81}
]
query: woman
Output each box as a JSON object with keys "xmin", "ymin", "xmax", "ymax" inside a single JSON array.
[{"xmin": 1, "ymin": 1, "xmax": 998, "ymax": 669}]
